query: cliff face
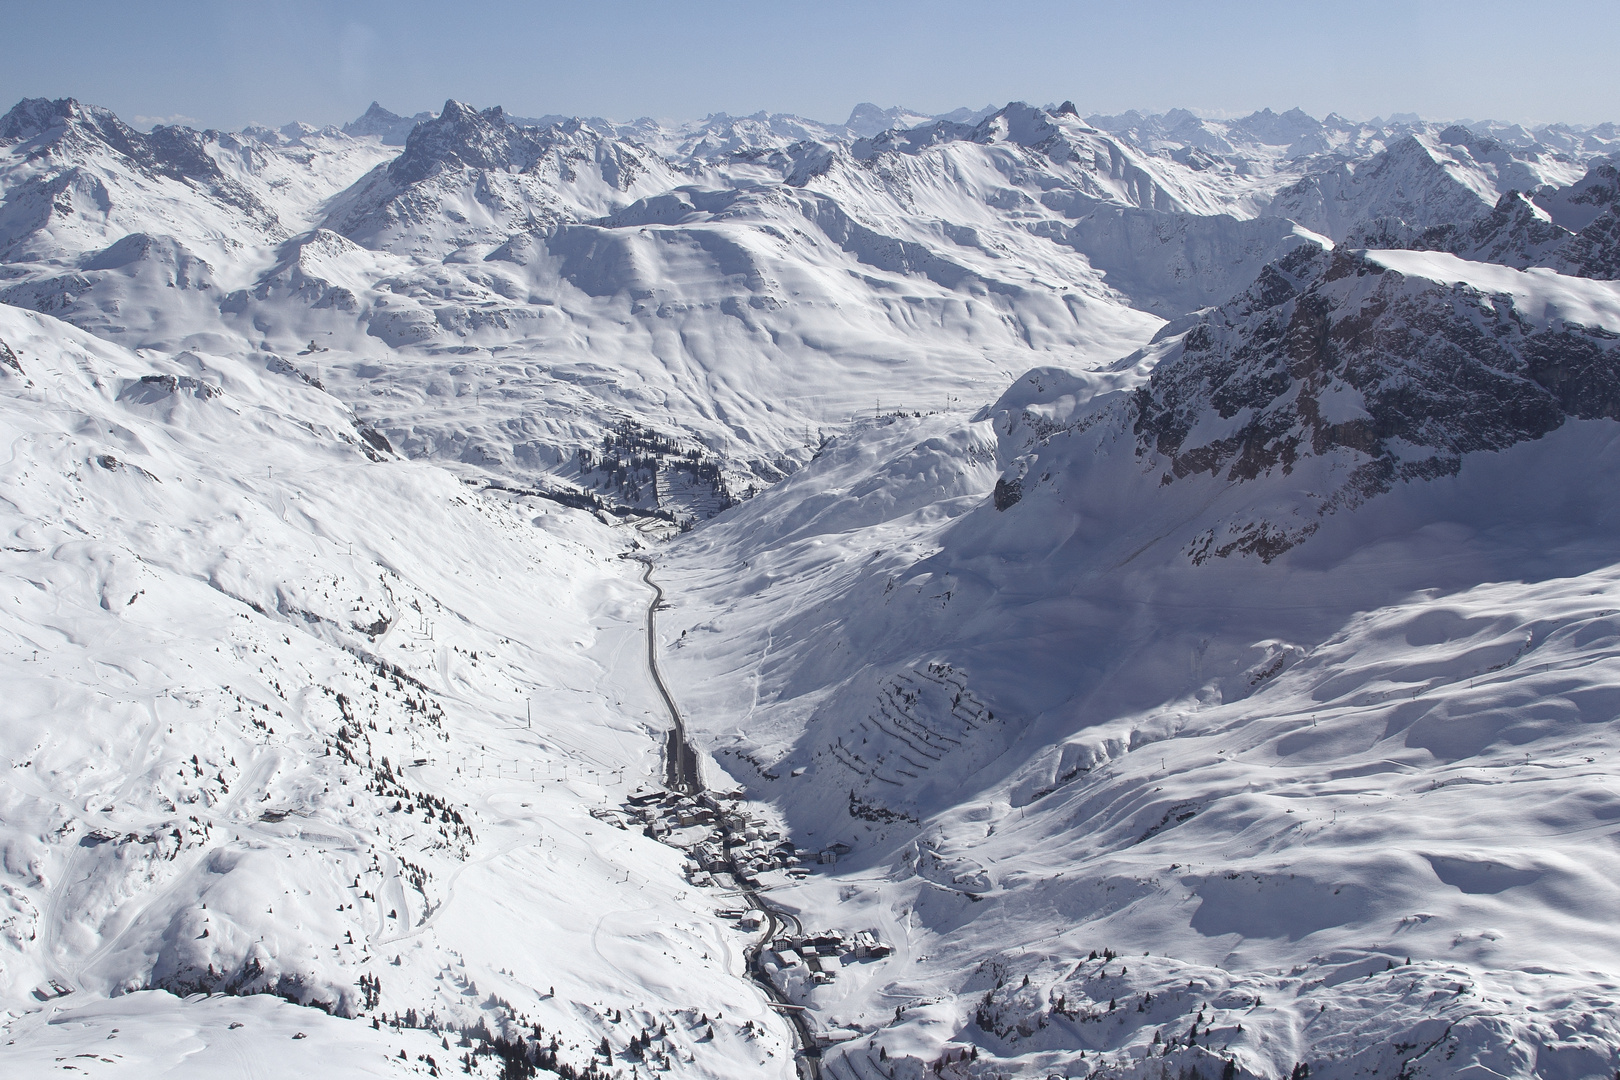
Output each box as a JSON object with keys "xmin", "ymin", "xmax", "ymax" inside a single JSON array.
[{"xmin": 1127, "ymin": 246, "xmax": 1620, "ymax": 557}]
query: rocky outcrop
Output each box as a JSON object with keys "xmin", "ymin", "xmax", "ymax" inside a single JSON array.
[
  {"xmin": 0, "ymin": 97, "xmax": 220, "ymax": 183},
  {"xmin": 1129, "ymin": 245, "xmax": 1620, "ymax": 557},
  {"xmin": 341, "ymin": 101, "xmax": 434, "ymax": 145},
  {"xmin": 1557, "ymin": 209, "xmax": 1620, "ymax": 279},
  {"xmin": 322, "ymin": 100, "xmax": 675, "ymax": 253},
  {"xmin": 1348, "ymin": 190, "xmax": 1572, "ymax": 268},
  {"xmin": 0, "ymin": 98, "xmax": 282, "ymax": 250}
]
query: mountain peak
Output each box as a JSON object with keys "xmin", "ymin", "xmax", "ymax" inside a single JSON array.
[
  {"xmin": 438, "ymin": 98, "xmax": 493, "ymax": 125},
  {"xmin": 972, "ymin": 101, "xmax": 1061, "ymax": 147},
  {"xmin": 0, "ymin": 95, "xmax": 228, "ymax": 189},
  {"xmin": 356, "ymin": 101, "xmax": 400, "ymax": 125},
  {"xmin": 386, "ymin": 100, "xmax": 527, "ymax": 184},
  {"xmin": 842, "ymin": 102, "xmax": 934, "ymax": 138},
  {"xmin": 843, "ymin": 102, "xmax": 890, "ymax": 133},
  {"xmin": 1232, "ymin": 105, "xmax": 1323, "ymax": 145},
  {"xmin": 0, "ymin": 96, "xmax": 114, "ymax": 144},
  {"xmin": 342, "ymin": 101, "xmax": 436, "ymax": 145}
]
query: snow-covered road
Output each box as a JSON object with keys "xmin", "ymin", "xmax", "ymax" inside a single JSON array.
[{"xmin": 628, "ymin": 552, "xmax": 822, "ymax": 1078}]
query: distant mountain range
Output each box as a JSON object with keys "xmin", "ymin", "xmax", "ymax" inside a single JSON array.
[{"xmin": 1, "ymin": 91, "xmax": 1619, "ymax": 1080}]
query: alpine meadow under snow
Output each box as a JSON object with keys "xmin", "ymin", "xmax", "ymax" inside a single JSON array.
[{"xmin": 0, "ymin": 89, "xmax": 1617, "ymax": 1080}]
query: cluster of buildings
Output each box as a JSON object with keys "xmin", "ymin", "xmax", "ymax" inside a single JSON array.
[
  {"xmin": 621, "ymin": 787, "xmax": 894, "ymax": 1002},
  {"xmin": 622, "ymin": 787, "xmax": 850, "ymax": 887},
  {"xmin": 763, "ymin": 930, "xmax": 892, "ymax": 995}
]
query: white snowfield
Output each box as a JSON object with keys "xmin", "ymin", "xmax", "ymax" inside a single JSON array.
[
  {"xmin": 1365, "ymin": 250, "xmax": 1620, "ymax": 330},
  {"xmin": 0, "ymin": 305, "xmax": 790, "ymax": 1077},
  {"xmin": 661, "ymin": 257, "xmax": 1620, "ymax": 1079},
  {"xmin": 0, "ymin": 91, "xmax": 1617, "ymax": 1079}
]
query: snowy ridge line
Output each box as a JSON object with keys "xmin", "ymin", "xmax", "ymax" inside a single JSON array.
[
  {"xmin": 8, "ymin": 92, "xmax": 1612, "ymax": 503},
  {"xmin": 3, "ymin": 86, "xmax": 1620, "ymax": 1078}
]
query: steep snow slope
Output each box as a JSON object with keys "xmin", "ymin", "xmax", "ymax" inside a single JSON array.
[
  {"xmin": 0, "ymin": 304, "xmax": 795, "ymax": 1078},
  {"xmin": 322, "ymin": 102, "xmax": 687, "ymax": 255},
  {"xmin": 659, "ymin": 252, "xmax": 1620, "ymax": 1080},
  {"xmin": 1, "ymin": 89, "xmax": 1619, "ymax": 1078},
  {"xmin": 0, "ymin": 98, "xmax": 391, "ymax": 271},
  {"xmin": 0, "ymin": 98, "xmax": 1178, "ymax": 511},
  {"xmin": 1270, "ymin": 129, "xmax": 1583, "ymax": 244}
]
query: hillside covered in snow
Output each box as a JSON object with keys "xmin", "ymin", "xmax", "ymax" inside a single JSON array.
[{"xmin": 0, "ymin": 92, "xmax": 1619, "ymax": 1080}]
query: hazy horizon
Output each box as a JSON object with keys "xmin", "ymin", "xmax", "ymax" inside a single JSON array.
[{"xmin": 2, "ymin": 0, "xmax": 1614, "ymax": 133}]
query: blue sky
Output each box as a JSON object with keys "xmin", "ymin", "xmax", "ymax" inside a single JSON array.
[{"xmin": 2, "ymin": 0, "xmax": 1614, "ymax": 130}]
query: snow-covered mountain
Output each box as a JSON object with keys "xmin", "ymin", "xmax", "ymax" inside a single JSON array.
[
  {"xmin": 661, "ymin": 251, "xmax": 1620, "ymax": 1080},
  {"xmin": 2, "ymin": 94, "xmax": 1613, "ymax": 505},
  {"xmin": 0, "ymin": 90, "xmax": 1619, "ymax": 1080},
  {"xmin": 0, "ymin": 300, "xmax": 792, "ymax": 1077}
]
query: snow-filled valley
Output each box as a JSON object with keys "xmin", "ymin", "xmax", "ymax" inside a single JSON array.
[{"xmin": 0, "ymin": 92, "xmax": 1618, "ymax": 1079}]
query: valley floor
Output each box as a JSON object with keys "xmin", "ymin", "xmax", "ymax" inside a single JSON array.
[
  {"xmin": 0, "ymin": 304, "xmax": 801, "ymax": 1078},
  {"xmin": 1, "ymin": 90, "xmax": 1619, "ymax": 1079}
]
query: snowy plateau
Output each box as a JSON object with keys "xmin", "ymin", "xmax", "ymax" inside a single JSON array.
[{"xmin": 0, "ymin": 92, "xmax": 1619, "ymax": 1080}]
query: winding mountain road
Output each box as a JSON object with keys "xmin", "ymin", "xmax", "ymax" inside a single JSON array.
[
  {"xmin": 625, "ymin": 553, "xmax": 821, "ymax": 1080},
  {"xmin": 631, "ymin": 556, "xmax": 702, "ymax": 794}
]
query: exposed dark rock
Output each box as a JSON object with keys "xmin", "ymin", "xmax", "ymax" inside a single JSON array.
[
  {"xmin": 1554, "ymin": 205, "xmax": 1620, "ymax": 280},
  {"xmin": 992, "ymin": 476, "xmax": 1022, "ymax": 511},
  {"xmin": 1346, "ymin": 190, "xmax": 1571, "ymax": 268},
  {"xmin": 356, "ymin": 424, "xmax": 392, "ymax": 454},
  {"xmin": 0, "ymin": 96, "xmax": 223, "ymax": 183},
  {"xmin": 1537, "ymin": 158, "xmax": 1620, "ymax": 232},
  {"xmin": 326, "ymin": 100, "xmax": 662, "ymax": 249},
  {"xmin": 116, "ymin": 373, "xmax": 221, "ymax": 405},
  {"xmin": 1131, "ymin": 245, "xmax": 1620, "ymax": 560}
]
